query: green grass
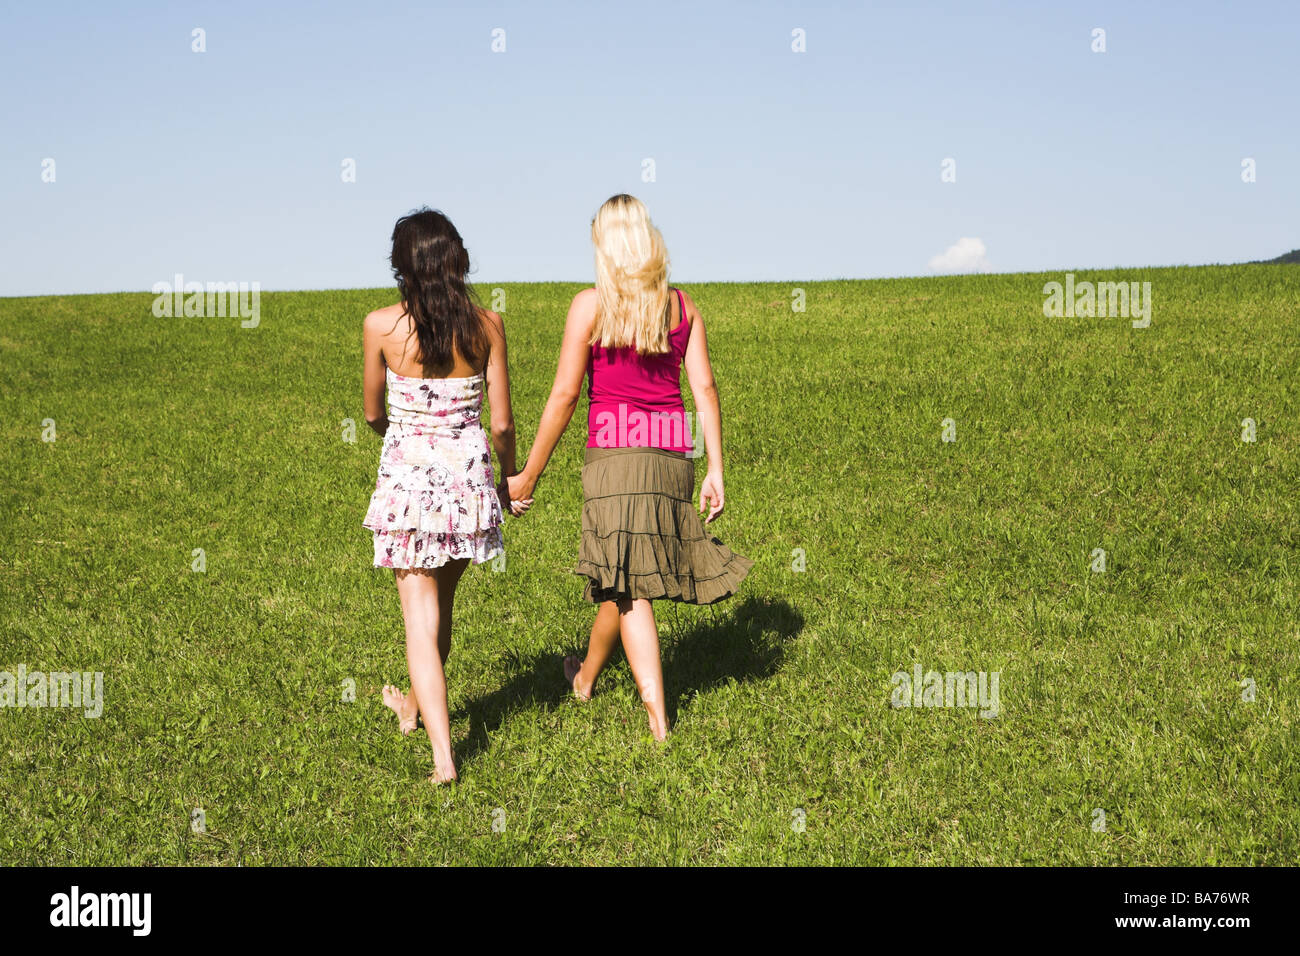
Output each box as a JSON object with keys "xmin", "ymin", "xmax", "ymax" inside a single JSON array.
[{"xmin": 1, "ymin": 265, "xmax": 1297, "ymax": 865}]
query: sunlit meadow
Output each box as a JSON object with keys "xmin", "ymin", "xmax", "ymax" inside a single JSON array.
[{"xmin": 1, "ymin": 265, "xmax": 1296, "ymax": 864}]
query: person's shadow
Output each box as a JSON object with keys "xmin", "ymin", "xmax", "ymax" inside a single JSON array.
[{"xmin": 451, "ymin": 596, "xmax": 803, "ymax": 762}]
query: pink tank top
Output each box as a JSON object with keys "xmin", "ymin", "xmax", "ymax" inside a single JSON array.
[{"xmin": 586, "ymin": 287, "xmax": 693, "ymax": 454}]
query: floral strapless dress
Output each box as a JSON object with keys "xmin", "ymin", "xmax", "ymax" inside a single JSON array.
[{"xmin": 363, "ymin": 368, "xmax": 504, "ymax": 569}]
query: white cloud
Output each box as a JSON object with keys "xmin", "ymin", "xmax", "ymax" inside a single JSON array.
[{"xmin": 928, "ymin": 237, "xmax": 991, "ymax": 274}]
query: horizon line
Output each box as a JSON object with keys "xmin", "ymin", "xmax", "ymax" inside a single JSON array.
[{"xmin": 1, "ymin": 259, "xmax": 1293, "ymax": 301}]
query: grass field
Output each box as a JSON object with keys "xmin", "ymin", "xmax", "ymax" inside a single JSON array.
[{"xmin": 1, "ymin": 265, "xmax": 1297, "ymax": 865}]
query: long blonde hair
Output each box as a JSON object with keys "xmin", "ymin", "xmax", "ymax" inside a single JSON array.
[{"xmin": 590, "ymin": 194, "xmax": 671, "ymax": 355}]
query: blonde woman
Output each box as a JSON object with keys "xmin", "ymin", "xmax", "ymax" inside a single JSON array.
[{"xmin": 508, "ymin": 194, "xmax": 751, "ymax": 740}]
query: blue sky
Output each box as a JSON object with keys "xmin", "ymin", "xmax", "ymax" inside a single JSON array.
[{"xmin": 1, "ymin": 0, "xmax": 1296, "ymax": 295}]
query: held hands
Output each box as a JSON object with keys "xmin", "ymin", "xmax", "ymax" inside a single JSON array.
[
  {"xmin": 504, "ymin": 471, "xmax": 537, "ymax": 517},
  {"xmin": 699, "ymin": 470, "xmax": 725, "ymax": 523},
  {"xmin": 497, "ymin": 476, "xmax": 534, "ymax": 517}
]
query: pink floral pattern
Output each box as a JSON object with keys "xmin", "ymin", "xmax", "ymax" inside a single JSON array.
[{"xmin": 363, "ymin": 369, "xmax": 504, "ymax": 569}]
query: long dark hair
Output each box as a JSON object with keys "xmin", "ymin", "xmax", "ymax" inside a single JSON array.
[{"xmin": 389, "ymin": 208, "xmax": 488, "ymax": 371}]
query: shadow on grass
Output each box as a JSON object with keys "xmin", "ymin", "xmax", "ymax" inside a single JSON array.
[{"xmin": 451, "ymin": 596, "xmax": 803, "ymax": 762}]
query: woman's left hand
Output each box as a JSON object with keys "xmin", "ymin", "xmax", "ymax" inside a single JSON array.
[
  {"xmin": 498, "ymin": 478, "xmax": 532, "ymax": 517},
  {"xmin": 505, "ymin": 471, "xmax": 536, "ymax": 517}
]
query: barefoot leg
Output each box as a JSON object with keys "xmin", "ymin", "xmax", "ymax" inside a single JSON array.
[
  {"xmin": 434, "ymin": 562, "xmax": 462, "ymax": 666},
  {"xmin": 571, "ymin": 600, "xmax": 621, "ymax": 699},
  {"xmin": 397, "ymin": 558, "xmax": 460, "ymax": 735},
  {"xmin": 395, "ymin": 560, "xmax": 468, "ymax": 782},
  {"xmin": 616, "ymin": 597, "xmax": 668, "ymax": 741}
]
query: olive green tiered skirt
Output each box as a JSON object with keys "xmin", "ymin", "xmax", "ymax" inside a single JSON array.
[{"xmin": 574, "ymin": 446, "xmax": 753, "ymax": 604}]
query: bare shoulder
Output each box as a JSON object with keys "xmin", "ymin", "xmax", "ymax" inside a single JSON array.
[
  {"xmin": 477, "ymin": 307, "xmax": 507, "ymax": 351},
  {"xmin": 364, "ymin": 302, "xmax": 405, "ymax": 334},
  {"xmin": 570, "ymin": 287, "xmax": 599, "ymax": 314},
  {"xmin": 567, "ymin": 287, "xmax": 599, "ymax": 332},
  {"xmin": 679, "ymin": 289, "xmax": 703, "ymax": 324}
]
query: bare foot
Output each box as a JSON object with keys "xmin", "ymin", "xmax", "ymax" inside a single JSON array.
[
  {"xmin": 429, "ymin": 760, "xmax": 458, "ymax": 786},
  {"xmin": 643, "ymin": 701, "xmax": 668, "ymax": 743},
  {"xmin": 564, "ymin": 655, "xmax": 592, "ymax": 701},
  {"xmin": 381, "ymin": 684, "xmax": 418, "ymax": 735}
]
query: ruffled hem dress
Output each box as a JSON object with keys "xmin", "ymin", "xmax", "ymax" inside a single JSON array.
[{"xmin": 363, "ymin": 368, "xmax": 504, "ymax": 570}]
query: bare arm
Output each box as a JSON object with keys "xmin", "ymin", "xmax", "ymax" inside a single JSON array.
[
  {"xmin": 362, "ymin": 311, "xmax": 389, "ymax": 437},
  {"xmin": 481, "ymin": 309, "xmax": 517, "ymax": 478},
  {"xmin": 681, "ymin": 293, "xmax": 726, "ymax": 522},
  {"xmin": 506, "ymin": 290, "xmax": 597, "ymax": 507}
]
